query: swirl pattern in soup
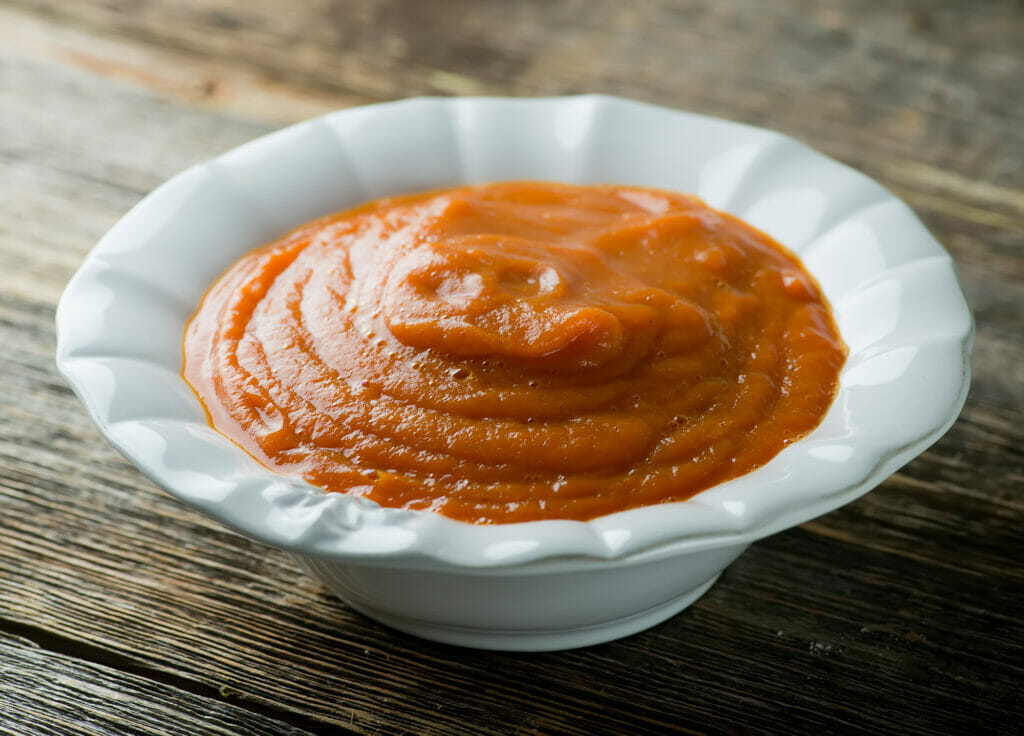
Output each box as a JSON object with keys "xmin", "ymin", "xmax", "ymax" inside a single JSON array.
[{"xmin": 184, "ymin": 182, "xmax": 846, "ymax": 523}]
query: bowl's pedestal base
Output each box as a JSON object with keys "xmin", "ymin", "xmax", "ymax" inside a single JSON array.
[
  {"xmin": 342, "ymin": 572, "xmax": 721, "ymax": 651},
  {"xmin": 299, "ymin": 542, "xmax": 746, "ymax": 651}
]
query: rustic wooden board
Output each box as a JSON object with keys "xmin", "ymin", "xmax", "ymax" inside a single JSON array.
[
  {"xmin": 0, "ymin": 634, "xmax": 317, "ymax": 735},
  {"xmin": 1, "ymin": 1, "xmax": 1022, "ymax": 734}
]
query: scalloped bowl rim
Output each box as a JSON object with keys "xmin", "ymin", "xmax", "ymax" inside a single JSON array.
[{"xmin": 55, "ymin": 95, "xmax": 973, "ymax": 572}]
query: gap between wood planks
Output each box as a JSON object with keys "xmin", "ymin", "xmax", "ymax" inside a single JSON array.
[{"xmin": 0, "ymin": 618, "xmax": 352, "ymax": 735}]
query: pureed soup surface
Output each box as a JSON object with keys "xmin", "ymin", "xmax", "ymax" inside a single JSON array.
[{"xmin": 185, "ymin": 182, "xmax": 846, "ymax": 524}]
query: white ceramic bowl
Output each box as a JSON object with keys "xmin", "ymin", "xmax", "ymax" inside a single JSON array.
[{"xmin": 56, "ymin": 96, "xmax": 973, "ymax": 650}]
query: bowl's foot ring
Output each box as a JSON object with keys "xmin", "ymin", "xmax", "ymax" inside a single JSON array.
[{"xmin": 340, "ymin": 573, "xmax": 721, "ymax": 652}]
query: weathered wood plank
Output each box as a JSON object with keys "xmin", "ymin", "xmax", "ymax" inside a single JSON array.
[
  {"xmin": 0, "ymin": 0, "xmax": 1021, "ymax": 734},
  {"xmin": 0, "ymin": 634, "xmax": 319, "ymax": 736},
  {"xmin": 9, "ymin": 0, "xmax": 1023, "ymax": 189}
]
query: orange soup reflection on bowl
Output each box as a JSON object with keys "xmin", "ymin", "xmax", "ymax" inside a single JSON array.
[{"xmin": 184, "ymin": 182, "xmax": 846, "ymax": 524}]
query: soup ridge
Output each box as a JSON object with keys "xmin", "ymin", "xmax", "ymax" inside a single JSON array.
[{"xmin": 184, "ymin": 182, "xmax": 846, "ymax": 523}]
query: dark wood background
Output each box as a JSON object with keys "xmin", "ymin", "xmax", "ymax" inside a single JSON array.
[{"xmin": 1, "ymin": 1, "xmax": 1022, "ymax": 734}]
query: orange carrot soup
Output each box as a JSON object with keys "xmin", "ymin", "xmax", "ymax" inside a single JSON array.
[{"xmin": 184, "ymin": 182, "xmax": 846, "ymax": 523}]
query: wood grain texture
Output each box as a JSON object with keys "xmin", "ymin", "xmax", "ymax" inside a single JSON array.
[
  {"xmin": 1, "ymin": 1, "xmax": 1022, "ymax": 734},
  {"xmin": 0, "ymin": 634, "xmax": 317, "ymax": 735}
]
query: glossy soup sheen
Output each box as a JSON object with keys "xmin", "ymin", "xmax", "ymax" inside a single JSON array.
[{"xmin": 184, "ymin": 182, "xmax": 847, "ymax": 524}]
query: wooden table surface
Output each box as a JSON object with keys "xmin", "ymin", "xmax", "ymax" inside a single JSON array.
[{"xmin": 2, "ymin": 1, "xmax": 1022, "ymax": 734}]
